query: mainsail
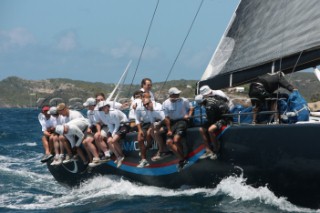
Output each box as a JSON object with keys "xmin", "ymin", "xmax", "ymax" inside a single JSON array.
[{"xmin": 199, "ymin": 0, "xmax": 320, "ymax": 89}]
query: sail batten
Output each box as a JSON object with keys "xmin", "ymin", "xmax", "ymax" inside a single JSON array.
[{"xmin": 200, "ymin": 0, "xmax": 320, "ymax": 89}]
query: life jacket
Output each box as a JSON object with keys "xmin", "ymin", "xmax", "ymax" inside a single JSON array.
[
  {"xmin": 230, "ymin": 104, "xmax": 253, "ymax": 124},
  {"xmin": 280, "ymin": 90, "xmax": 309, "ymax": 123},
  {"xmin": 191, "ymin": 101, "xmax": 207, "ymax": 126}
]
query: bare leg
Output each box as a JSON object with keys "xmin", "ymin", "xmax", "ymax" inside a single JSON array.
[
  {"xmin": 173, "ymin": 135, "xmax": 184, "ymax": 159},
  {"xmin": 82, "ymin": 138, "xmax": 94, "ymax": 161},
  {"xmin": 59, "ymin": 139, "xmax": 64, "ymax": 155},
  {"xmin": 76, "ymin": 147, "xmax": 87, "ymax": 163},
  {"xmin": 166, "ymin": 136, "xmax": 184, "ymax": 161},
  {"xmin": 42, "ymin": 135, "xmax": 51, "ymax": 155},
  {"xmin": 138, "ymin": 132, "xmax": 146, "ymax": 160},
  {"xmin": 94, "ymin": 132, "xmax": 103, "ymax": 153},
  {"xmin": 107, "ymin": 137, "xmax": 119, "ymax": 158},
  {"xmin": 208, "ymin": 124, "xmax": 219, "ymax": 152},
  {"xmin": 97, "ymin": 136, "xmax": 108, "ymax": 153},
  {"xmin": 153, "ymin": 125, "xmax": 168, "ymax": 152},
  {"xmin": 112, "ymin": 135, "xmax": 124, "ymax": 157},
  {"xmin": 59, "ymin": 135, "xmax": 72, "ymax": 156},
  {"xmin": 52, "ymin": 135, "xmax": 60, "ymax": 155},
  {"xmin": 87, "ymin": 137, "xmax": 99, "ymax": 159},
  {"xmin": 199, "ymin": 127, "xmax": 212, "ymax": 153},
  {"xmin": 270, "ymin": 101, "xmax": 279, "ymax": 123},
  {"xmin": 252, "ymin": 106, "xmax": 258, "ymax": 124}
]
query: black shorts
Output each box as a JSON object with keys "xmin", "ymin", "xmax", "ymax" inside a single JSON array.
[
  {"xmin": 167, "ymin": 119, "xmax": 188, "ymax": 138},
  {"xmin": 215, "ymin": 119, "xmax": 227, "ymax": 131},
  {"xmin": 141, "ymin": 122, "xmax": 152, "ymax": 135},
  {"xmin": 90, "ymin": 125, "xmax": 97, "ymax": 133},
  {"xmin": 201, "ymin": 119, "xmax": 228, "ymax": 130},
  {"xmin": 115, "ymin": 123, "xmax": 130, "ymax": 139}
]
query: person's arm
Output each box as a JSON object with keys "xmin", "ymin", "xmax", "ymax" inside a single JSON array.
[
  {"xmin": 69, "ymin": 125, "xmax": 85, "ymax": 147},
  {"xmin": 112, "ymin": 113, "xmax": 120, "ymax": 136},
  {"xmin": 38, "ymin": 113, "xmax": 47, "ymax": 132},
  {"xmin": 164, "ymin": 116, "xmax": 172, "ymax": 136},
  {"xmin": 188, "ymin": 102, "xmax": 195, "ymax": 117},
  {"xmin": 279, "ymin": 76, "xmax": 294, "ymax": 92},
  {"xmin": 106, "ymin": 119, "xmax": 114, "ymax": 136},
  {"xmin": 43, "ymin": 130, "xmax": 52, "ymax": 137},
  {"xmin": 106, "ymin": 113, "xmax": 116, "ymax": 136},
  {"xmin": 134, "ymin": 106, "xmax": 141, "ymax": 124},
  {"xmin": 184, "ymin": 99, "xmax": 190, "ymax": 119}
]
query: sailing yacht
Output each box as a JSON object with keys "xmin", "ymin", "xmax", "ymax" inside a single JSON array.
[{"xmin": 46, "ymin": 0, "xmax": 320, "ymax": 209}]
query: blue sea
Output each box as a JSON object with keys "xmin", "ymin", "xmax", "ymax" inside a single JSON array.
[{"xmin": 0, "ymin": 108, "xmax": 318, "ymax": 213}]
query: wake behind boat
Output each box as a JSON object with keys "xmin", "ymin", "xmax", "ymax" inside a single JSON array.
[{"xmin": 46, "ymin": 0, "xmax": 320, "ymax": 209}]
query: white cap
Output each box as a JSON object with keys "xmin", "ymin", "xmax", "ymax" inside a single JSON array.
[
  {"xmin": 97, "ymin": 100, "xmax": 110, "ymax": 109},
  {"xmin": 195, "ymin": 94, "xmax": 204, "ymax": 103},
  {"xmin": 47, "ymin": 106, "xmax": 58, "ymax": 115},
  {"xmin": 55, "ymin": 125, "xmax": 64, "ymax": 135},
  {"xmin": 199, "ymin": 85, "xmax": 212, "ymax": 96},
  {"xmin": 168, "ymin": 87, "xmax": 181, "ymax": 95},
  {"xmin": 83, "ymin": 97, "xmax": 96, "ymax": 107}
]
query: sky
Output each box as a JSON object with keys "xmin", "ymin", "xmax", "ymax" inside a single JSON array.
[{"xmin": 0, "ymin": 0, "xmax": 239, "ymax": 84}]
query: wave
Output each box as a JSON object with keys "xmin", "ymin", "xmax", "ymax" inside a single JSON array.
[
  {"xmin": 15, "ymin": 142, "xmax": 38, "ymax": 147},
  {"xmin": 215, "ymin": 174, "xmax": 319, "ymax": 213},
  {"xmin": 1, "ymin": 171, "xmax": 319, "ymax": 212}
]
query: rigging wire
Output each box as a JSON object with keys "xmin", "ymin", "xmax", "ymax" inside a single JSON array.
[
  {"xmin": 278, "ymin": 0, "xmax": 309, "ymax": 83},
  {"xmin": 158, "ymin": 0, "xmax": 204, "ymax": 97},
  {"xmin": 274, "ymin": 0, "xmax": 289, "ymax": 113},
  {"xmin": 278, "ymin": 0, "xmax": 289, "ymax": 72},
  {"xmin": 127, "ymin": 0, "xmax": 160, "ymax": 96}
]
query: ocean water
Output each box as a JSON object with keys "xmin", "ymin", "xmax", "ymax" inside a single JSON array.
[{"xmin": 0, "ymin": 108, "xmax": 318, "ymax": 213}]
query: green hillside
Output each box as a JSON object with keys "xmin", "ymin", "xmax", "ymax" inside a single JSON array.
[
  {"xmin": 0, "ymin": 72, "xmax": 319, "ymax": 108},
  {"xmin": 0, "ymin": 77, "xmax": 198, "ymax": 108}
]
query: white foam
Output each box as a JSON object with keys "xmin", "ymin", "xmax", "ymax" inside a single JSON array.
[
  {"xmin": 215, "ymin": 174, "xmax": 318, "ymax": 212},
  {"xmin": 77, "ymin": 175, "xmax": 215, "ymax": 198},
  {"xmin": 16, "ymin": 142, "xmax": 37, "ymax": 147},
  {"xmin": 2, "ymin": 172, "xmax": 320, "ymax": 212}
]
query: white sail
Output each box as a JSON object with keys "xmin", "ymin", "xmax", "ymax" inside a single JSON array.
[{"xmin": 200, "ymin": 0, "xmax": 320, "ymax": 89}]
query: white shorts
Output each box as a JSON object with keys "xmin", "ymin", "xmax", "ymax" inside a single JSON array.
[{"xmin": 100, "ymin": 126, "xmax": 109, "ymax": 138}]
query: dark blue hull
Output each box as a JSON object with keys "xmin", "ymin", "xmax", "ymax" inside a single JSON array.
[{"xmin": 47, "ymin": 124, "xmax": 320, "ymax": 209}]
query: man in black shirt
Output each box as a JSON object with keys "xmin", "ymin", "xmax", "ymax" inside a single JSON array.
[{"xmin": 249, "ymin": 71, "xmax": 296, "ymax": 124}]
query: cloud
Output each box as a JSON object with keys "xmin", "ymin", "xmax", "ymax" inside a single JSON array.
[
  {"xmin": 109, "ymin": 40, "xmax": 160, "ymax": 60},
  {"xmin": 55, "ymin": 31, "xmax": 78, "ymax": 52},
  {"xmin": 0, "ymin": 27, "xmax": 36, "ymax": 51}
]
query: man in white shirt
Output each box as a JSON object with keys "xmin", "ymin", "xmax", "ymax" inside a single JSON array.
[
  {"xmin": 135, "ymin": 98, "xmax": 166, "ymax": 167},
  {"xmin": 38, "ymin": 106, "xmax": 54, "ymax": 163},
  {"xmin": 92, "ymin": 93, "xmax": 110, "ymax": 158},
  {"xmin": 55, "ymin": 117, "xmax": 90, "ymax": 164},
  {"xmin": 128, "ymin": 90, "xmax": 143, "ymax": 120},
  {"xmin": 98, "ymin": 101, "xmax": 130, "ymax": 168},
  {"xmin": 82, "ymin": 97, "xmax": 107, "ymax": 167},
  {"xmin": 57, "ymin": 103, "xmax": 84, "ymax": 122},
  {"xmin": 140, "ymin": 78, "xmax": 155, "ymax": 101},
  {"xmin": 162, "ymin": 87, "xmax": 190, "ymax": 171},
  {"xmin": 56, "ymin": 103, "xmax": 85, "ymax": 164},
  {"xmin": 48, "ymin": 106, "xmax": 66, "ymax": 166}
]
